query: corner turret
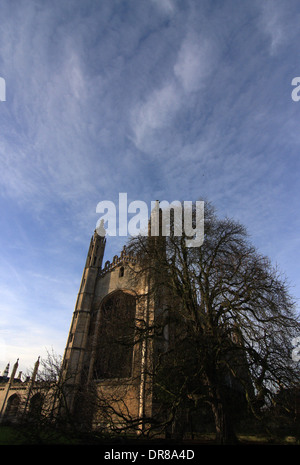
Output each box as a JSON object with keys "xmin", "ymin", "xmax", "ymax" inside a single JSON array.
[{"xmin": 60, "ymin": 230, "xmax": 106, "ymax": 407}]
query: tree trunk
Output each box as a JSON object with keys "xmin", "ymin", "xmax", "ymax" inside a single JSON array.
[{"xmin": 211, "ymin": 400, "xmax": 238, "ymax": 444}]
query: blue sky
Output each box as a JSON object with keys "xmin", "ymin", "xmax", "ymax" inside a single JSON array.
[{"xmin": 0, "ymin": 0, "xmax": 300, "ymax": 375}]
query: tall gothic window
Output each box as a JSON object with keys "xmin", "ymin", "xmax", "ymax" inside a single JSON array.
[
  {"xmin": 4, "ymin": 394, "xmax": 21, "ymax": 419},
  {"xmin": 93, "ymin": 291, "xmax": 136, "ymax": 379}
]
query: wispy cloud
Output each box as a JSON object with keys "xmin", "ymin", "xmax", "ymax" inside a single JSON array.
[
  {"xmin": 130, "ymin": 81, "xmax": 181, "ymax": 152},
  {"xmin": 174, "ymin": 32, "xmax": 216, "ymax": 93},
  {"xmin": 151, "ymin": 0, "xmax": 175, "ymax": 15},
  {"xmin": 258, "ymin": 0, "xmax": 300, "ymax": 55}
]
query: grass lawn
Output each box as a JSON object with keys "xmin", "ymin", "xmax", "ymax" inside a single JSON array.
[
  {"xmin": 0, "ymin": 426, "xmax": 298, "ymax": 445},
  {"xmin": 0, "ymin": 425, "xmax": 78, "ymax": 445}
]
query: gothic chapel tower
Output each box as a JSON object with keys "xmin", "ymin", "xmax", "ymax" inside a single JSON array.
[{"xmin": 60, "ymin": 206, "xmax": 166, "ymax": 431}]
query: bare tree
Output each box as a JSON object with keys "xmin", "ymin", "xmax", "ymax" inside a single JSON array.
[
  {"xmin": 22, "ymin": 349, "xmax": 88, "ymax": 434},
  {"xmin": 126, "ymin": 201, "xmax": 300, "ymax": 444}
]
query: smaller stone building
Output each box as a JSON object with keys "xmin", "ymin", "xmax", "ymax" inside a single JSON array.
[{"xmin": 0, "ymin": 358, "xmax": 42, "ymax": 423}]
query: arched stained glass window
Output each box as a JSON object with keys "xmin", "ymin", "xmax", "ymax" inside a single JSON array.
[{"xmin": 93, "ymin": 291, "xmax": 136, "ymax": 379}]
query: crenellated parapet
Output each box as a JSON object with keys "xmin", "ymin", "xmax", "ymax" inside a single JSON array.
[{"xmin": 99, "ymin": 246, "xmax": 137, "ymax": 277}]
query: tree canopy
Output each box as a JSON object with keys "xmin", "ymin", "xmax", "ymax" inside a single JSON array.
[{"xmin": 127, "ymin": 201, "xmax": 300, "ymax": 443}]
